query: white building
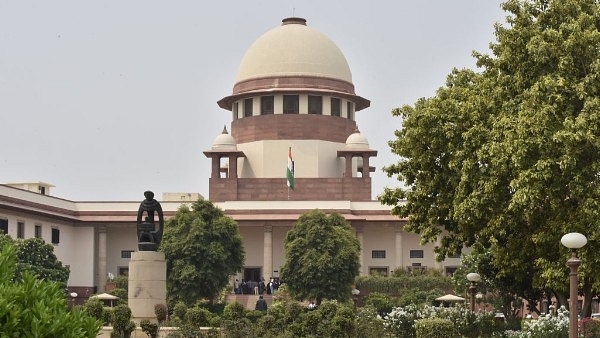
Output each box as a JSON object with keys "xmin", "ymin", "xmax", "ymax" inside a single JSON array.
[{"xmin": 0, "ymin": 17, "xmax": 461, "ymax": 302}]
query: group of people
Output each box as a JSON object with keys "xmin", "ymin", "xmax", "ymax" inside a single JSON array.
[{"xmin": 234, "ymin": 277, "xmax": 280, "ymax": 296}]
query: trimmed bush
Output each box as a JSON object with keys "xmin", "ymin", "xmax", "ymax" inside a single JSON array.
[
  {"xmin": 110, "ymin": 305, "xmax": 135, "ymax": 338},
  {"xmin": 154, "ymin": 303, "xmax": 167, "ymax": 323},
  {"xmin": 172, "ymin": 301, "xmax": 188, "ymax": 321},
  {"xmin": 222, "ymin": 301, "xmax": 245, "ymax": 320},
  {"xmin": 415, "ymin": 318, "xmax": 458, "ymax": 338},
  {"xmin": 185, "ymin": 306, "xmax": 213, "ymax": 327},
  {"xmin": 140, "ymin": 319, "xmax": 158, "ymax": 338},
  {"xmin": 364, "ymin": 292, "xmax": 395, "ymax": 316}
]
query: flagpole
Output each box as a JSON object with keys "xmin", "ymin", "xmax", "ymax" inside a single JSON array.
[{"xmin": 287, "ymin": 146, "xmax": 294, "ymax": 200}]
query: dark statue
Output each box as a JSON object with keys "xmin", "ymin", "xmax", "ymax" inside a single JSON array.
[{"xmin": 136, "ymin": 190, "xmax": 164, "ymax": 251}]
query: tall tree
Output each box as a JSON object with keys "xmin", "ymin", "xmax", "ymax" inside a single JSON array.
[
  {"xmin": 280, "ymin": 210, "xmax": 360, "ymax": 304},
  {"xmin": 380, "ymin": 0, "xmax": 600, "ymax": 315},
  {"xmin": 160, "ymin": 199, "xmax": 245, "ymax": 305}
]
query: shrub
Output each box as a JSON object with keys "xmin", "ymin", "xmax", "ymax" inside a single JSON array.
[
  {"xmin": 140, "ymin": 319, "xmax": 158, "ymax": 338},
  {"xmin": 253, "ymin": 314, "xmax": 280, "ymax": 337},
  {"xmin": 114, "ymin": 275, "xmax": 128, "ymax": 290},
  {"xmin": 172, "ymin": 301, "xmax": 188, "ymax": 321},
  {"xmin": 84, "ymin": 298, "xmax": 105, "ymax": 321},
  {"xmin": 185, "ymin": 306, "xmax": 213, "ymax": 327},
  {"xmin": 415, "ymin": 318, "xmax": 458, "ymax": 338},
  {"xmin": 364, "ymin": 292, "xmax": 395, "ymax": 317},
  {"xmin": 110, "ymin": 305, "xmax": 136, "ymax": 338},
  {"xmin": 356, "ymin": 306, "xmax": 387, "ymax": 338},
  {"xmin": 102, "ymin": 307, "xmax": 113, "ymax": 326},
  {"xmin": 155, "ymin": 303, "xmax": 168, "ymax": 323},
  {"xmin": 109, "ymin": 287, "xmax": 128, "ymax": 306},
  {"xmin": 245, "ymin": 309, "xmax": 266, "ymax": 323},
  {"xmin": 0, "ymin": 242, "xmax": 101, "ymax": 338},
  {"xmin": 356, "ymin": 275, "xmax": 452, "ymax": 296},
  {"xmin": 222, "ymin": 301, "xmax": 245, "ymax": 320},
  {"xmin": 221, "ymin": 317, "xmax": 253, "ymax": 338},
  {"xmin": 581, "ymin": 318, "xmax": 600, "ymax": 338},
  {"xmin": 384, "ymin": 304, "xmax": 503, "ymax": 338},
  {"xmin": 521, "ymin": 306, "xmax": 568, "ymax": 338}
]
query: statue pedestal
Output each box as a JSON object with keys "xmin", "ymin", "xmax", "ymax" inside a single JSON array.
[{"xmin": 128, "ymin": 251, "xmax": 166, "ymax": 323}]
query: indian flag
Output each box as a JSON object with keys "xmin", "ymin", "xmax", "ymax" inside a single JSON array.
[{"xmin": 287, "ymin": 147, "xmax": 295, "ymax": 190}]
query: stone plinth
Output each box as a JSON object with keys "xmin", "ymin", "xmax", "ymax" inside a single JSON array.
[{"xmin": 128, "ymin": 251, "xmax": 166, "ymax": 323}]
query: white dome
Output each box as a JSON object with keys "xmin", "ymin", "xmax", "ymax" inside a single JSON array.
[
  {"xmin": 211, "ymin": 126, "xmax": 237, "ymax": 150},
  {"xmin": 345, "ymin": 130, "xmax": 370, "ymax": 149},
  {"xmin": 235, "ymin": 17, "xmax": 352, "ymax": 84}
]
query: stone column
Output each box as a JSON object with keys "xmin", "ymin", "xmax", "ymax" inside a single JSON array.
[
  {"xmin": 210, "ymin": 155, "xmax": 221, "ymax": 178},
  {"xmin": 344, "ymin": 154, "xmax": 353, "ymax": 178},
  {"xmin": 98, "ymin": 227, "xmax": 107, "ymax": 292},
  {"xmin": 229, "ymin": 154, "xmax": 238, "ymax": 179},
  {"xmin": 128, "ymin": 251, "xmax": 167, "ymax": 323},
  {"xmin": 263, "ymin": 225, "xmax": 273, "ymax": 280},
  {"xmin": 395, "ymin": 227, "xmax": 404, "ymax": 273},
  {"xmin": 361, "ymin": 154, "xmax": 371, "ymax": 178}
]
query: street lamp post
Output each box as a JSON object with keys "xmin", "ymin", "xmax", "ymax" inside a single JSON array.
[
  {"xmin": 561, "ymin": 232, "xmax": 587, "ymax": 338},
  {"xmin": 466, "ymin": 272, "xmax": 481, "ymax": 313},
  {"xmin": 69, "ymin": 292, "xmax": 78, "ymax": 308}
]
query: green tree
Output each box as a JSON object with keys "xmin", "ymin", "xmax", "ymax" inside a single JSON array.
[
  {"xmin": 0, "ymin": 234, "xmax": 70, "ymax": 287},
  {"xmin": 280, "ymin": 210, "xmax": 360, "ymax": 304},
  {"xmin": 160, "ymin": 199, "xmax": 245, "ymax": 306},
  {"xmin": 0, "ymin": 241, "xmax": 101, "ymax": 338},
  {"xmin": 380, "ymin": 0, "xmax": 600, "ymax": 316}
]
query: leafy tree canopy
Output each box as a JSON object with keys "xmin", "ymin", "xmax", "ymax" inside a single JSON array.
[
  {"xmin": 160, "ymin": 199, "xmax": 245, "ymax": 305},
  {"xmin": 380, "ymin": 0, "xmax": 600, "ymax": 312},
  {"xmin": 0, "ymin": 234, "xmax": 70, "ymax": 288},
  {"xmin": 280, "ymin": 210, "xmax": 360, "ymax": 304}
]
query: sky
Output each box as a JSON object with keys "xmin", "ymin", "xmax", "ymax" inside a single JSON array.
[{"xmin": 0, "ymin": 1, "xmax": 507, "ymax": 201}]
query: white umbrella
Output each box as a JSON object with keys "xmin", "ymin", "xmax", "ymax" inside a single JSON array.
[
  {"xmin": 90, "ymin": 293, "xmax": 119, "ymax": 307},
  {"xmin": 435, "ymin": 294, "xmax": 465, "ymax": 302}
]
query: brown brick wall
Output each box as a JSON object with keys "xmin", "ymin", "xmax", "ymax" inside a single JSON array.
[
  {"xmin": 231, "ymin": 114, "xmax": 357, "ymax": 144},
  {"xmin": 209, "ymin": 177, "xmax": 372, "ymax": 202}
]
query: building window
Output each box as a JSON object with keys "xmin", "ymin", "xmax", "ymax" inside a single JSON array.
[
  {"xmin": 283, "ymin": 95, "xmax": 299, "ymax": 114},
  {"xmin": 34, "ymin": 224, "xmax": 42, "ymax": 238},
  {"xmin": 51, "ymin": 228, "xmax": 60, "ymax": 244},
  {"xmin": 347, "ymin": 101, "xmax": 354, "ymax": 120},
  {"xmin": 448, "ymin": 252, "xmax": 461, "ymax": 259},
  {"xmin": 17, "ymin": 221, "xmax": 25, "ymax": 239},
  {"xmin": 121, "ymin": 250, "xmax": 134, "ymax": 259},
  {"xmin": 38, "ymin": 186, "xmax": 46, "ymax": 195},
  {"xmin": 445, "ymin": 266, "xmax": 458, "ymax": 276},
  {"xmin": 0, "ymin": 219, "xmax": 7, "ymax": 234},
  {"xmin": 409, "ymin": 250, "xmax": 424, "ymax": 259},
  {"xmin": 331, "ymin": 97, "xmax": 340, "ymax": 116},
  {"xmin": 371, "ymin": 250, "xmax": 386, "ymax": 259},
  {"xmin": 244, "ymin": 98, "xmax": 253, "ymax": 117},
  {"xmin": 118, "ymin": 267, "xmax": 129, "ymax": 276},
  {"xmin": 308, "ymin": 95, "xmax": 322, "ymax": 114},
  {"xmin": 369, "ymin": 267, "xmax": 389, "ymax": 276},
  {"xmin": 261, "ymin": 96, "xmax": 274, "ymax": 115},
  {"xmin": 233, "ymin": 102, "xmax": 239, "ymax": 120}
]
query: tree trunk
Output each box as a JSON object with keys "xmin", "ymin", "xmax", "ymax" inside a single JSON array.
[{"xmin": 582, "ymin": 279, "xmax": 593, "ymax": 318}]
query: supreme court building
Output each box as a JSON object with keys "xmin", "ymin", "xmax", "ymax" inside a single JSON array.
[{"xmin": 0, "ymin": 17, "xmax": 462, "ymax": 300}]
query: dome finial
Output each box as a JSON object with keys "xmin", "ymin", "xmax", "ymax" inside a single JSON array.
[
  {"xmin": 222, "ymin": 125, "xmax": 228, "ymax": 134},
  {"xmin": 282, "ymin": 17, "xmax": 306, "ymax": 26}
]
